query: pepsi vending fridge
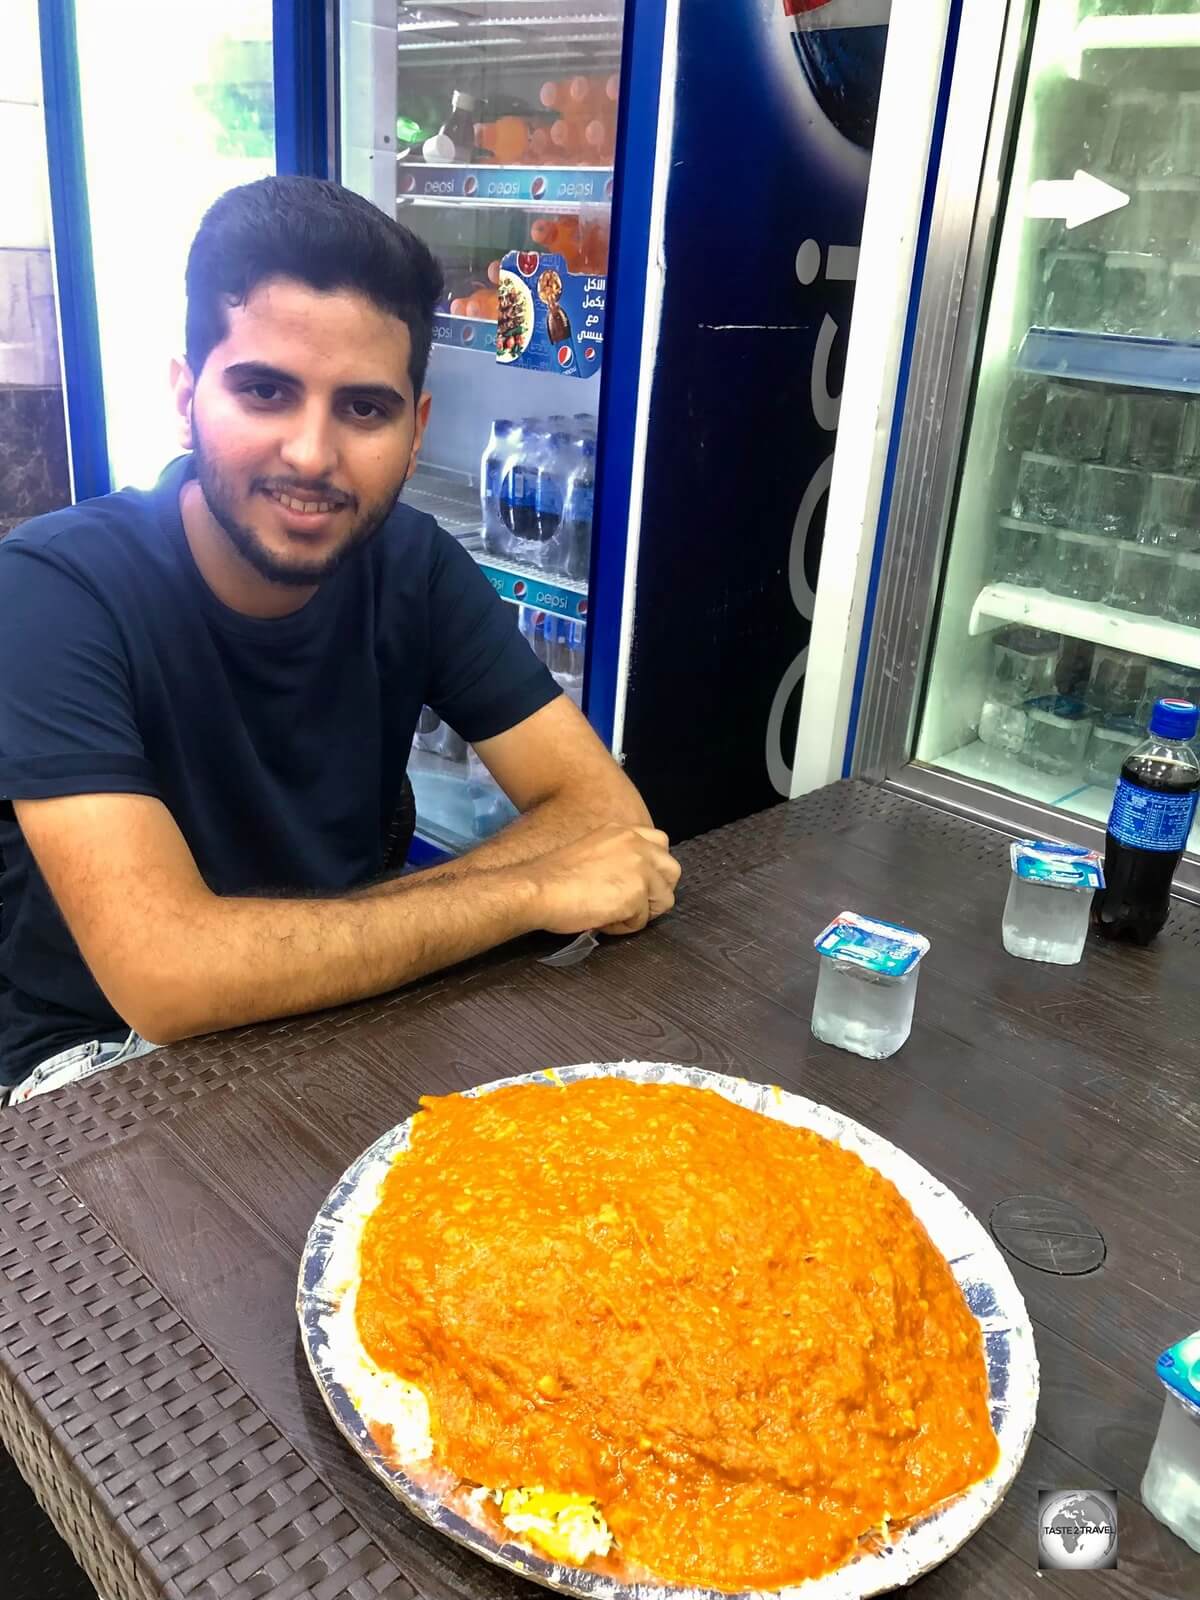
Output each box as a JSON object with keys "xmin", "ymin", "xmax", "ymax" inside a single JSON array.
[
  {"xmin": 39, "ymin": 0, "xmax": 891, "ymax": 853},
  {"xmin": 795, "ymin": 0, "xmax": 1200, "ymax": 899}
]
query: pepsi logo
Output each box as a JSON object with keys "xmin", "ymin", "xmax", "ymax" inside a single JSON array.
[
  {"xmin": 513, "ymin": 580, "xmax": 527, "ymax": 599},
  {"xmin": 400, "ymin": 173, "xmax": 416, "ymax": 193},
  {"xmin": 578, "ymin": 600, "xmax": 588, "ymax": 617},
  {"xmin": 604, "ymin": 177, "xmax": 614, "ymax": 199},
  {"xmin": 584, "ymin": 347, "xmax": 596, "ymax": 362},
  {"xmin": 463, "ymin": 175, "xmax": 478, "ymax": 197},
  {"xmin": 517, "ymin": 251, "xmax": 539, "ymax": 277},
  {"xmin": 531, "ymin": 176, "xmax": 546, "ymax": 199},
  {"xmin": 462, "ymin": 325, "xmax": 475, "ymax": 344},
  {"xmin": 557, "ymin": 346, "xmax": 573, "ymax": 368}
]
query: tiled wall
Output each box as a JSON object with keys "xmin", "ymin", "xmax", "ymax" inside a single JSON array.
[{"xmin": 0, "ymin": 0, "xmax": 71, "ymax": 537}]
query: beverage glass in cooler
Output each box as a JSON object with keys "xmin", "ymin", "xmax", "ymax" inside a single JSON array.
[
  {"xmin": 1086, "ymin": 645, "xmax": 1147, "ymax": 720},
  {"xmin": 1167, "ymin": 553, "xmax": 1200, "ymax": 627},
  {"xmin": 1176, "ymin": 90, "xmax": 1200, "ymax": 178},
  {"xmin": 1138, "ymin": 661, "xmax": 1200, "ymax": 722},
  {"xmin": 1108, "ymin": 542, "xmax": 1174, "ymax": 615},
  {"xmin": 989, "ymin": 626, "xmax": 1060, "ymax": 704},
  {"xmin": 1012, "ymin": 452, "xmax": 1079, "ymax": 526},
  {"xmin": 1136, "ymin": 181, "xmax": 1199, "ymax": 257},
  {"xmin": 1034, "ymin": 383, "xmax": 1109, "ymax": 462},
  {"xmin": 1019, "ymin": 696, "xmax": 1093, "ymax": 778},
  {"xmin": 1106, "ymin": 392, "xmax": 1184, "ymax": 473},
  {"xmin": 1099, "ymin": 91, "xmax": 1173, "ymax": 182},
  {"xmin": 1044, "ymin": 529, "xmax": 1116, "ymax": 603},
  {"xmin": 991, "ymin": 517, "xmax": 1049, "ymax": 586},
  {"xmin": 1076, "ymin": 462, "xmax": 1145, "ymax": 540},
  {"xmin": 1084, "ymin": 718, "xmax": 1142, "ymax": 789},
  {"xmin": 1142, "ymin": 474, "xmax": 1200, "ymax": 554},
  {"xmin": 1165, "ymin": 261, "xmax": 1200, "ymax": 345},
  {"xmin": 1040, "ymin": 250, "xmax": 1103, "ymax": 331},
  {"xmin": 1102, "ymin": 253, "xmax": 1167, "ymax": 338},
  {"xmin": 1178, "ymin": 397, "xmax": 1200, "ymax": 475}
]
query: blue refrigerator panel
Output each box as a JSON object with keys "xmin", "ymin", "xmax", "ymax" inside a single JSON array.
[{"xmin": 617, "ymin": 0, "xmax": 889, "ymax": 840}]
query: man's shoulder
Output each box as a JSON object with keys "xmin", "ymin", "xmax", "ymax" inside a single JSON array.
[
  {"xmin": 1, "ymin": 482, "xmax": 161, "ymax": 573},
  {"xmin": 372, "ymin": 499, "xmax": 466, "ymax": 583}
]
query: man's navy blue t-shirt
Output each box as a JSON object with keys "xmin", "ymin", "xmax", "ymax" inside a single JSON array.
[{"xmin": 0, "ymin": 455, "xmax": 558, "ymax": 1086}]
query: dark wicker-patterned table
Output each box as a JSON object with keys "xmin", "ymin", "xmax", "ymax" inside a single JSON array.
[{"xmin": 2, "ymin": 780, "xmax": 1199, "ymax": 1600}]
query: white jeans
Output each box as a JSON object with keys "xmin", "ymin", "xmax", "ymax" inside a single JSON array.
[{"xmin": 4, "ymin": 1029, "xmax": 159, "ymax": 1106}]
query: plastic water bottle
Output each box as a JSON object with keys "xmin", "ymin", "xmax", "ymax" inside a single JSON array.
[
  {"xmin": 811, "ymin": 912, "xmax": 930, "ymax": 1060},
  {"xmin": 1142, "ymin": 1328, "xmax": 1200, "ymax": 1556},
  {"xmin": 1093, "ymin": 698, "xmax": 1200, "ymax": 944},
  {"xmin": 557, "ymin": 436, "xmax": 596, "ymax": 581},
  {"xmin": 1002, "ymin": 840, "xmax": 1104, "ymax": 966},
  {"xmin": 533, "ymin": 430, "xmax": 570, "ymax": 555},
  {"xmin": 480, "ymin": 418, "xmax": 515, "ymax": 556},
  {"xmin": 498, "ymin": 421, "xmax": 543, "ymax": 561}
]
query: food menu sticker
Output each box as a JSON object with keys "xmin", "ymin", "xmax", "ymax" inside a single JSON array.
[{"xmin": 496, "ymin": 249, "xmax": 605, "ymax": 379}]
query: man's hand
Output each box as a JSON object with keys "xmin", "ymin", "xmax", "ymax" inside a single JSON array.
[{"xmin": 522, "ymin": 823, "xmax": 681, "ymax": 937}]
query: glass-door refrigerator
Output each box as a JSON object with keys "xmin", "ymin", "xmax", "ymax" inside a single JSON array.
[
  {"xmin": 339, "ymin": 0, "xmax": 616, "ymax": 853},
  {"xmin": 336, "ymin": 0, "xmax": 893, "ymax": 854},
  {"xmin": 797, "ymin": 0, "xmax": 1200, "ymax": 898}
]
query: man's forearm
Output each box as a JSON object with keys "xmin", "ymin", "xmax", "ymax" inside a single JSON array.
[
  {"xmin": 362, "ymin": 770, "xmax": 652, "ymax": 897},
  {"xmin": 139, "ymin": 863, "xmax": 541, "ymax": 1044}
]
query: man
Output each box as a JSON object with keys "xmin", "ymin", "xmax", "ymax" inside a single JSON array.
[{"xmin": 0, "ymin": 176, "xmax": 679, "ymax": 1104}]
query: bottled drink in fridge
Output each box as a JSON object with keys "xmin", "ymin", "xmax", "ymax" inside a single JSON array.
[
  {"xmin": 480, "ymin": 418, "xmax": 516, "ymax": 555},
  {"xmin": 1093, "ymin": 697, "xmax": 1200, "ymax": 943},
  {"xmin": 555, "ymin": 436, "xmax": 596, "ymax": 580},
  {"xmin": 499, "ymin": 421, "xmax": 545, "ymax": 560},
  {"xmin": 533, "ymin": 430, "xmax": 571, "ymax": 555}
]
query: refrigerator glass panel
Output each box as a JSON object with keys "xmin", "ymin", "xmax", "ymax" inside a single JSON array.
[
  {"xmin": 74, "ymin": 0, "xmax": 274, "ymax": 491},
  {"xmin": 340, "ymin": 0, "xmax": 614, "ymax": 849},
  {"xmin": 917, "ymin": 0, "xmax": 1200, "ymax": 853}
]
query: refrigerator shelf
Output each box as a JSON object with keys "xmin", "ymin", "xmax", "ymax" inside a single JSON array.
[
  {"xmin": 432, "ymin": 311, "xmax": 497, "ymax": 352},
  {"xmin": 1076, "ymin": 14, "xmax": 1200, "ymax": 55},
  {"xmin": 404, "ymin": 464, "xmax": 589, "ymax": 616},
  {"xmin": 396, "ymin": 162, "xmax": 613, "ymax": 208},
  {"xmin": 933, "ymin": 741, "xmax": 1200, "ymax": 854},
  {"xmin": 1016, "ymin": 328, "xmax": 1200, "ymax": 394},
  {"xmin": 969, "ymin": 581, "xmax": 1200, "ymax": 669}
]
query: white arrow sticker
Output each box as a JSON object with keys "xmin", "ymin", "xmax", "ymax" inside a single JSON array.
[{"xmin": 1027, "ymin": 170, "xmax": 1129, "ymax": 231}]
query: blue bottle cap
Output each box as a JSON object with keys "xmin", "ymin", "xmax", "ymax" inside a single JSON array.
[{"xmin": 1149, "ymin": 698, "xmax": 1200, "ymax": 741}]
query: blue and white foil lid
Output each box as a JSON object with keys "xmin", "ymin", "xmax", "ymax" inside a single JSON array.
[
  {"xmin": 814, "ymin": 911, "xmax": 930, "ymax": 978},
  {"xmin": 1010, "ymin": 839, "xmax": 1104, "ymax": 892},
  {"xmin": 1158, "ymin": 1330, "xmax": 1200, "ymax": 1419}
]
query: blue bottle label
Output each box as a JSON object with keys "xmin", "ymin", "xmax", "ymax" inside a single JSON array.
[{"xmin": 1108, "ymin": 779, "xmax": 1199, "ymax": 852}]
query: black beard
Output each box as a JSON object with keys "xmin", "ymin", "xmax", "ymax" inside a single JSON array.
[{"xmin": 191, "ymin": 425, "xmax": 404, "ymax": 587}]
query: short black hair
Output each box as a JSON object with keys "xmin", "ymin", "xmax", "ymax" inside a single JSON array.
[{"xmin": 184, "ymin": 175, "xmax": 444, "ymax": 396}]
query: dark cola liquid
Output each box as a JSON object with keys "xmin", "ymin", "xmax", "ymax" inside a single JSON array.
[{"xmin": 1093, "ymin": 752, "xmax": 1200, "ymax": 943}]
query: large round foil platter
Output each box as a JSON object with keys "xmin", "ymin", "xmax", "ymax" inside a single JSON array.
[{"xmin": 297, "ymin": 1061, "xmax": 1038, "ymax": 1598}]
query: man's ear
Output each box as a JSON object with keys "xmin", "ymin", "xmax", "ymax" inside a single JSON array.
[{"xmin": 170, "ymin": 356, "xmax": 196, "ymax": 450}]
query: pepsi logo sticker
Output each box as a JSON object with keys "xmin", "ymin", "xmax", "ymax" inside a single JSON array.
[
  {"xmin": 462, "ymin": 325, "xmax": 475, "ymax": 344},
  {"xmin": 400, "ymin": 173, "xmax": 416, "ymax": 193},
  {"xmin": 557, "ymin": 346, "xmax": 573, "ymax": 368},
  {"xmin": 584, "ymin": 346, "xmax": 596, "ymax": 362},
  {"xmin": 531, "ymin": 176, "xmax": 546, "ymax": 200},
  {"xmin": 462, "ymin": 175, "xmax": 478, "ymax": 197},
  {"xmin": 578, "ymin": 599, "xmax": 588, "ymax": 617},
  {"xmin": 513, "ymin": 580, "xmax": 527, "ymax": 599},
  {"xmin": 604, "ymin": 177, "xmax": 614, "ymax": 199}
]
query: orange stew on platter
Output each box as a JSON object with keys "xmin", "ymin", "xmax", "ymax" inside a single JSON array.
[{"xmin": 356, "ymin": 1077, "xmax": 999, "ymax": 1590}]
